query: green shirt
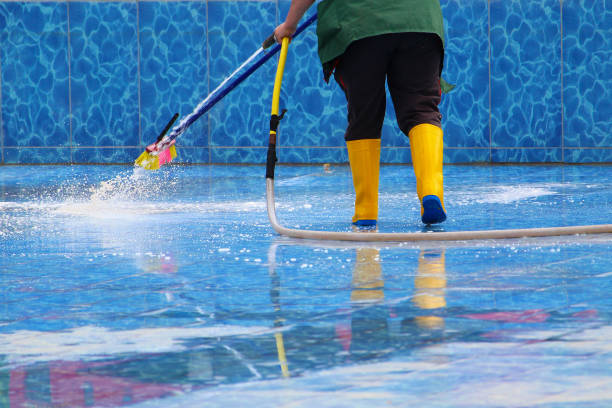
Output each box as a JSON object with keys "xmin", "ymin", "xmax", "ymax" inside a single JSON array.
[
  {"xmin": 315, "ymin": 0, "xmax": 452, "ymax": 91},
  {"xmin": 316, "ymin": 0, "xmax": 445, "ymax": 64}
]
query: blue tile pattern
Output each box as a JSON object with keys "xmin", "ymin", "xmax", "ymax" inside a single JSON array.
[
  {"xmin": 208, "ymin": 0, "xmax": 277, "ymax": 148},
  {"xmin": 72, "ymin": 147, "xmax": 143, "ymax": 164},
  {"xmin": 211, "ymin": 146, "xmax": 266, "ymax": 164},
  {"xmin": 444, "ymin": 147, "xmax": 491, "ymax": 163},
  {"xmin": 562, "ymin": 0, "xmax": 612, "ymax": 148},
  {"xmin": 0, "ymin": 0, "xmax": 610, "ymax": 164},
  {"xmin": 278, "ymin": 2, "xmax": 347, "ymax": 151},
  {"xmin": 176, "ymin": 146, "xmax": 211, "ymax": 164},
  {"xmin": 278, "ymin": 146, "xmax": 347, "ymax": 164},
  {"xmin": 139, "ymin": 1, "xmax": 208, "ymax": 148},
  {"xmin": 491, "ymin": 147, "xmax": 563, "ymax": 163},
  {"xmin": 380, "ymin": 147, "xmax": 413, "ymax": 164},
  {"xmin": 0, "ymin": 2, "xmax": 70, "ymax": 151},
  {"xmin": 69, "ymin": 1, "xmax": 139, "ymax": 147},
  {"xmin": 564, "ymin": 147, "xmax": 612, "ymax": 163},
  {"xmin": 490, "ymin": 0, "xmax": 562, "ymax": 152},
  {"xmin": 440, "ymin": 0, "xmax": 490, "ymax": 151},
  {"xmin": 3, "ymin": 147, "xmax": 71, "ymax": 164}
]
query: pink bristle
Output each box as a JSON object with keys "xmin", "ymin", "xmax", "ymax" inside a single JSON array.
[{"xmin": 158, "ymin": 148, "xmax": 172, "ymax": 165}]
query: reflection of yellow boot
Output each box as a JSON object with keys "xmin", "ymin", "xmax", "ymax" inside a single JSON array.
[
  {"xmin": 409, "ymin": 124, "xmax": 446, "ymax": 224},
  {"xmin": 413, "ymin": 249, "xmax": 446, "ymax": 329},
  {"xmin": 347, "ymin": 139, "xmax": 380, "ymax": 227},
  {"xmin": 351, "ymin": 248, "xmax": 383, "ymax": 302}
]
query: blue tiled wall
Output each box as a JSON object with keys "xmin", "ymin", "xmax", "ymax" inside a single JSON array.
[
  {"xmin": 0, "ymin": 0, "xmax": 610, "ymax": 164},
  {"xmin": 490, "ymin": 0, "xmax": 563, "ymax": 162}
]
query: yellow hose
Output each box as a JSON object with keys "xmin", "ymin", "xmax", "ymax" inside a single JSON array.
[{"xmin": 271, "ymin": 37, "xmax": 290, "ymax": 117}]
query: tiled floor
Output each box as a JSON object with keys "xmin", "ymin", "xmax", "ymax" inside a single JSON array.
[{"xmin": 1, "ymin": 164, "xmax": 610, "ymax": 407}]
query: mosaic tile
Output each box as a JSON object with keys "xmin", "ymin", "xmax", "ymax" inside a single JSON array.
[
  {"xmin": 208, "ymin": 0, "xmax": 277, "ymax": 148},
  {"xmin": 562, "ymin": 0, "xmax": 612, "ymax": 148},
  {"xmin": 0, "ymin": 0, "xmax": 610, "ymax": 165},
  {"xmin": 0, "ymin": 2, "xmax": 70, "ymax": 148},
  {"xmin": 277, "ymin": 2, "xmax": 347, "ymax": 149},
  {"xmin": 564, "ymin": 148, "xmax": 612, "ymax": 163},
  {"xmin": 280, "ymin": 50, "xmax": 349, "ymax": 149},
  {"xmin": 3, "ymin": 147, "xmax": 70, "ymax": 164},
  {"xmin": 440, "ymin": 0, "xmax": 490, "ymax": 148},
  {"xmin": 382, "ymin": 147, "xmax": 492, "ymax": 164},
  {"xmin": 378, "ymin": 107, "xmax": 407, "ymax": 148},
  {"xmin": 444, "ymin": 147, "xmax": 491, "ymax": 163},
  {"xmin": 490, "ymin": 0, "xmax": 562, "ymax": 149},
  {"xmin": 72, "ymin": 147, "xmax": 142, "ymax": 164},
  {"xmin": 277, "ymin": 146, "xmax": 347, "ymax": 164},
  {"xmin": 211, "ymin": 146, "xmax": 267, "ymax": 163},
  {"xmin": 378, "ymin": 119, "xmax": 407, "ymax": 148},
  {"xmin": 139, "ymin": 1, "xmax": 208, "ymax": 148},
  {"xmin": 69, "ymin": 1, "xmax": 139, "ymax": 148},
  {"xmin": 276, "ymin": 97, "xmax": 347, "ymax": 150},
  {"xmin": 381, "ymin": 147, "xmax": 413, "ymax": 164},
  {"xmin": 491, "ymin": 147, "xmax": 563, "ymax": 163},
  {"xmin": 173, "ymin": 146, "xmax": 210, "ymax": 164}
]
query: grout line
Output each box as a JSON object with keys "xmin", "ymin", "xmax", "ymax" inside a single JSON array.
[
  {"xmin": 206, "ymin": 0, "xmax": 211, "ymax": 164},
  {"xmin": 0, "ymin": 35, "xmax": 4, "ymax": 164},
  {"xmin": 560, "ymin": 0, "xmax": 565, "ymax": 163},
  {"xmin": 67, "ymin": 0, "xmax": 73, "ymax": 163},
  {"xmin": 488, "ymin": 0, "xmax": 492, "ymax": 163},
  {"xmin": 137, "ymin": 0, "xmax": 142, "ymax": 147},
  {"xmin": 14, "ymin": 145, "xmax": 612, "ymax": 150}
]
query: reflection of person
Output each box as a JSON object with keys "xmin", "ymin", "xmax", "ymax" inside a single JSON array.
[
  {"xmin": 346, "ymin": 247, "xmax": 447, "ymax": 358},
  {"xmin": 347, "ymin": 247, "xmax": 388, "ymax": 359},
  {"xmin": 412, "ymin": 249, "xmax": 447, "ymax": 329},
  {"xmin": 351, "ymin": 248, "xmax": 384, "ymax": 303},
  {"xmin": 275, "ymin": 0, "xmax": 449, "ymax": 226}
]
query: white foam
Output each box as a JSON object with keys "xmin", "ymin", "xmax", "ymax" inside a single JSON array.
[
  {"xmin": 0, "ymin": 324, "xmax": 272, "ymax": 366},
  {"xmin": 53, "ymin": 200, "xmax": 265, "ymax": 218},
  {"xmin": 452, "ymin": 183, "xmax": 566, "ymax": 205},
  {"xmin": 1, "ymin": 198, "xmax": 265, "ymax": 218}
]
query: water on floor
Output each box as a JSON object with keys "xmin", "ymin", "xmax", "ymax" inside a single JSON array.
[{"xmin": 1, "ymin": 164, "xmax": 611, "ymax": 407}]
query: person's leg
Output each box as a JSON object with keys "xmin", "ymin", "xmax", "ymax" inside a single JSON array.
[
  {"xmin": 387, "ymin": 33, "xmax": 446, "ymax": 224},
  {"xmin": 335, "ymin": 35, "xmax": 395, "ymax": 226},
  {"xmin": 387, "ymin": 33, "xmax": 443, "ymax": 133}
]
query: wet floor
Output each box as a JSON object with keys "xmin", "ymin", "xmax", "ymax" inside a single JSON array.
[{"xmin": 1, "ymin": 164, "xmax": 611, "ymax": 407}]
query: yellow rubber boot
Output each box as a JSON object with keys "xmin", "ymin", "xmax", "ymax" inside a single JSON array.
[
  {"xmin": 409, "ymin": 124, "xmax": 446, "ymax": 224},
  {"xmin": 346, "ymin": 138, "xmax": 381, "ymax": 226}
]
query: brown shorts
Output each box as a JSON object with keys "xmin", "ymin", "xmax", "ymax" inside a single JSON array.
[{"xmin": 334, "ymin": 32, "xmax": 443, "ymax": 141}]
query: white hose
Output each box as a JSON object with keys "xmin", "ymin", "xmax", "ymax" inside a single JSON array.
[{"xmin": 266, "ymin": 178, "xmax": 612, "ymax": 242}]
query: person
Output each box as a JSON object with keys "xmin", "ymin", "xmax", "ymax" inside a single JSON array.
[{"xmin": 274, "ymin": 0, "xmax": 449, "ymax": 226}]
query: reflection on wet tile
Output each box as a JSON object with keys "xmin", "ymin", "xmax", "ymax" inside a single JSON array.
[{"xmin": 1, "ymin": 164, "xmax": 611, "ymax": 406}]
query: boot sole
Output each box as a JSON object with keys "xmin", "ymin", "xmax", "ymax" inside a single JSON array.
[
  {"xmin": 353, "ymin": 219, "xmax": 377, "ymax": 227},
  {"xmin": 422, "ymin": 195, "xmax": 447, "ymax": 224}
]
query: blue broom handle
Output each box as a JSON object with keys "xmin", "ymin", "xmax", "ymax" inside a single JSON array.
[{"xmin": 164, "ymin": 13, "xmax": 317, "ymax": 145}]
